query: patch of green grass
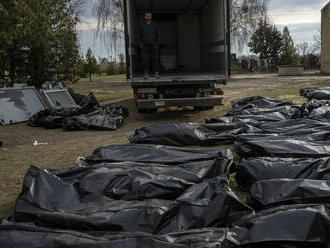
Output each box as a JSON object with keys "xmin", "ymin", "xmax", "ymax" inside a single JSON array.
[
  {"xmin": 96, "ymin": 92, "xmax": 133, "ymax": 102},
  {"xmin": 246, "ymin": 85, "xmax": 307, "ymax": 105},
  {"xmin": 0, "ymin": 198, "xmax": 16, "ymax": 219},
  {"xmin": 313, "ymin": 81, "xmax": 330, "ymax": 87},
  {"xmin": 78, "ymin": 74, "xmax": 127, "ymax": 83},
  {"xmin": 258, "ymin": 88, "xmax": 304, "ymax": 102},
  {"xmin": 222, "ymin": 240, "xmax": 237, "ymax": 248},
  {"xmin": 230, "ymin": 173, "xmax": 248, "ymax": 203}
]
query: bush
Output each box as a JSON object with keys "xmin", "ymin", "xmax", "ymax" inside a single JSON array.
[
  {"xmin": 106, "ymin": 62, "xmax": 119, "ymax": 75},
  {"xmin": 118, "ymin": 63, "xmax": 126, "ymax": 74}
]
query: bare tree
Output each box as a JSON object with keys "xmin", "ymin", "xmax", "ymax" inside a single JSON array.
[
  {"xmin": 231, "ymin": 0, "xmax": 269, "ymax": 51},
  {"xmin": 313, "ymin": 28, "xmax": 321, "ymax": 55},
  {"xmin": 88, "ymin": 0, "xmax": 269, "ymax": 55},
  {"xmin": 72, "ymin": 0, "xmax": 87, "ymax": 16},
  {"xmin": 296, "ymin": 42, "xmax": 313, "ymax": 56},
  {"xmin": 93, "ymin": 0, "xmax": 124, "ymax": 61}
]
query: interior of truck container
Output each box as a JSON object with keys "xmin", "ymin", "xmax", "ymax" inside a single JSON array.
[{"xmin": 126, "ymin": 0, "xmax": 228, "ymax": 80}]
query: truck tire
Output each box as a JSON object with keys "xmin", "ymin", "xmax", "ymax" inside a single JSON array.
[
  {"xmin": 137, "ymin": 108, "xmax": 158, "ymax": 113},
  {"xmin": 147, "ymin": 108, "xmax": 158, "ymax": 113},
  {"xmin": 137, "ymin": 108, "xmax": 148, "ymax": 113}
]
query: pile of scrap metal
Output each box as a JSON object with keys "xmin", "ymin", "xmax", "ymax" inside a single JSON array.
[
  {"xmin": 0, "ymin": 84, "xmax": 128, "ymax": 131},
  {"xmin": 0, "ymin": 85, "xmax": 47, "ymax": 125},
  {"xmin": 0, "ymin": 83, "xmax": 77, "ymax": 125}
]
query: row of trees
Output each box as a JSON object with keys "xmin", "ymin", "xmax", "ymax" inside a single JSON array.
[
  {"xmin": 0, "ymin": 0, "xmax": 276, "ymax": 86},
  {"xmin": 78, "ymin": 48, "xmax": 126, "ymax": 82},
  {"xmin": 248, "ymin": 19, "xmax": 320, "ymax": 69},
  {"xmin": 0, "ymin": 0, "xmax": 81, "ymax": 86}
]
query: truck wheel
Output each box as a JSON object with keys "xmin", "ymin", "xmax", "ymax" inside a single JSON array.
[
  {"xmin": 137, "ymin": 108, "xmax": 148, "ymax": 113},
  {"xmin": 147, "ymin": 108, "xmax": 158, "ymax": 113},
  {"xmin": 137, "ymin": 108, "xmax": 157, "ymax": 113}
]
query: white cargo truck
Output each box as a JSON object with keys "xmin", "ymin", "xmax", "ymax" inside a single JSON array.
[{"xmin": 122, "ymin": 0, "xmax": 230, "ymax": 112}]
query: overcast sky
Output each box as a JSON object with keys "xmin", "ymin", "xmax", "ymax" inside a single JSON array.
[
  {"xmin": 78, "ymin": 0, "xmax": 329, "ymax": 59},
  {"xmin": 268, "ymin": 0, "xmax": 327, "ymax": 42}
]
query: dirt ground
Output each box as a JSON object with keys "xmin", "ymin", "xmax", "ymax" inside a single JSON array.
[{"xmin": 1, "ymin": 74, "xmax": 330, "ymax": 218}]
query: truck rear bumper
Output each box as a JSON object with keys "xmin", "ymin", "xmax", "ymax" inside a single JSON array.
[
  {"xmin": 129, "ymin": 74, "xmax": 227, "ymax": 86},
  {"xmin": 135, "ymin": 97, "xmax": 223, "ymax": 109}
]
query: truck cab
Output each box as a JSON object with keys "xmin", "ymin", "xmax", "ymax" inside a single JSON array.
[{"xmin": 122, "ymin": 0, "xmax": 230, "ymax": 112}]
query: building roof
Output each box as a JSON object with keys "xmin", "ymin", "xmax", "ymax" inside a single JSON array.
[{"xmin": 322, "ymin": 1, "xmax": 330, "ymax": 12}]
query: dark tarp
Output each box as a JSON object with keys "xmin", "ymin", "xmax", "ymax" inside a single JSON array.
[
  {"xmin": 128, "ymin": 122, "xmax": 243, "ymax": 146},
  {"xmin": 300, "ymin": 87, "xmax": 330, "ymax": 100},
  {"xmin": 67, "ymin": 88, "xmax": 88, "ymax": 105},
  {"xmin": 234, "ymin": 134, "xmax": 330, "ymax": 158},
  {"xmin": 235, "ymin": 157, "xmax": 330, "ymax": 191},
  {"xmin": 0, "ymin": 220, "xmax": 226, "ymax": 247},
  {"xmin": 206, "ymin": 106, "xmax": 301, "ymax": 125},
  {"xmin": 248, "ymin": 179, "xmax": 330, "ymax": 210},
  {"xmin": 128, "ymin": 103, "xmax": 304, "ymax": 147},
  {"xmin": 308, "ymin": 106, "xmax": 330, "ymax": 121},
  {"xmin": 14, "ymin": 166, "xmax": 253, "ymax": 233},
  {"xmin": 227, "ymin": 204, "xmax": 330, "ymax": 247},
  {"xmin": 300, "ymin": 99, "xmax": 328, "ymax": 116},
  {"xmin": 226, "ymin": 105, "xmax": 301, "ymax": 121},
  {"xmin": 46, "ymin": 159, "xmax": 229, "ymax": 200},
  {"xmin": 231, "ymin": 96, "xmax": 293, "ymax": 111},
  {"xmin": 206, "ymin": 96, "xmax": 295, "ymax": 124},
  {"xmin": 207, "ymin": 99, "xmax": 325, "ymax": 124},
  {"xmin": 128, "ymin": 96, "xmax": 306, "ymax": 148},
  {"xmin": 29, "ymin": 93, "xmax": 128, "ymax": 131},
  {"xmin": 62, "ymin": 107, "xmax": 128, "ymax": 131},
  {"xmin": 206, "ymin": 116, "xmax": 236, "ymax": 124},
  {"xmin": 85, "ymin": 144, "xmax": 233, "ymax": 166},
  {"xmin": 28, "ymin": 92, "xmax": 100, "ymax": 128},
  {"xmin": 243, "ymin": 119, "xmax": 330, "ymax": 141}
]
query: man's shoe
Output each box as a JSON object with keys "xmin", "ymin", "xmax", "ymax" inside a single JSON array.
[
  {"xmin": 144, "ymin": 73, "xmax": 149, "ymax": 79},
  {"xmin": 155, "ymin": 72, "xmax": 160, "ymax": 79}
]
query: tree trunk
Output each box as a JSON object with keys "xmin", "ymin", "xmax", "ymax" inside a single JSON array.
[{"xmin": 9, "ymin": 58, "xmax": 16, "ymax": 87}]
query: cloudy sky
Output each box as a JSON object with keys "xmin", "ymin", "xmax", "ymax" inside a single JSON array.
[
  {"xmin": 78, "ymin": 0, "xmax": 329, "ymax": 59},
  {"xmin": 268, "ymin": 0, "xmax": 327, "ymax": 42}
]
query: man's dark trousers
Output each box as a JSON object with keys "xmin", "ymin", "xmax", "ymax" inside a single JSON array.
[{"xmin": 141, "ymin": 45, "xmax": 159, "ymax": 74}]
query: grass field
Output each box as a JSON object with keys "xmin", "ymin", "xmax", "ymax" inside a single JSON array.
[
  {"xmin": 78, "ymin": 74, "xmax": 127, "ymax": 83},
  {"xmin": 66, "ymin": 74, "xmax": 133, "ymax": 102}
]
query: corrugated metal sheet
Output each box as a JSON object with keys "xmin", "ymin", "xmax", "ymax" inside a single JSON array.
[
  {"xmin": 0, "ymin": 87, "xmax": 47, "ymax": 125},
  {"xmin": 41, "ymin": 89, "xmax": 77, "ymax": 108}
]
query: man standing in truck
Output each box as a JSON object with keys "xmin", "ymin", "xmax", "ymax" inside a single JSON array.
[{"xmin": 139, "ymin": 12, "xmax": 160, "ymax": 79}]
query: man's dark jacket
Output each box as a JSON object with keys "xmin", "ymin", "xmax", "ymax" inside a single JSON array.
[{"xmin": 139, "ymin": 21, "xmax": 159, "ymax": 46}]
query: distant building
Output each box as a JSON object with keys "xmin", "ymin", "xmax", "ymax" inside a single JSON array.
[{"xmin": 321, "ymin": 1, "xmax": 330, "ymax": 74}]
